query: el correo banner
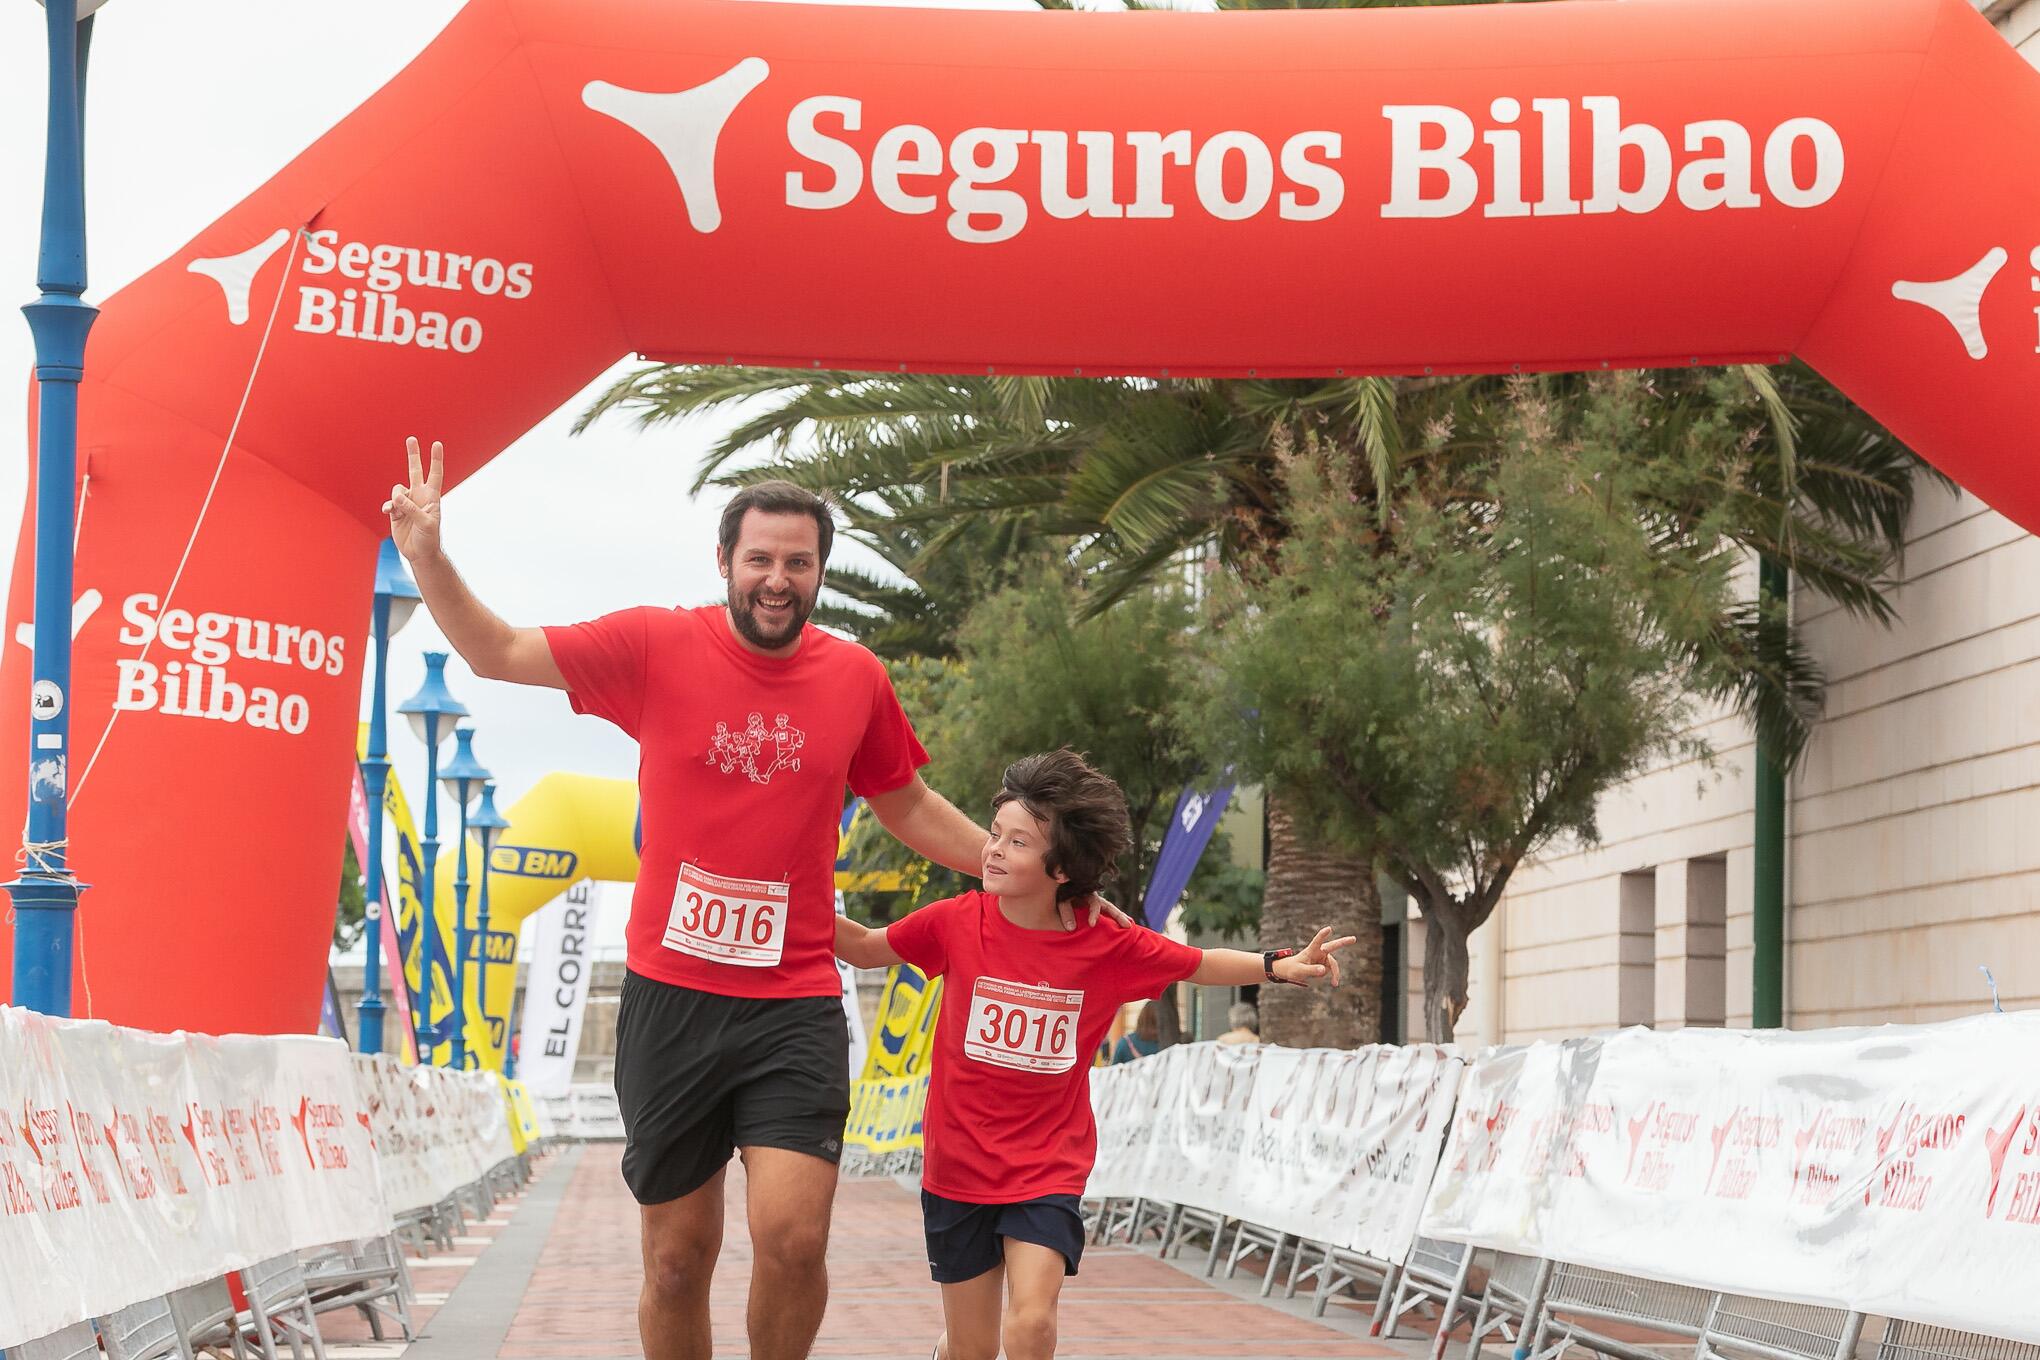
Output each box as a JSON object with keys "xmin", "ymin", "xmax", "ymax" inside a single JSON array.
[
  {"xmin": 1089, "ymin": 1040, "xmax": 1462, "ymax": 1264},
  {"xmin": 0, "ymin": 1008, "xmax": 387, "ymax": 1351},
  {"xmin": 515, "ymin": 881, "xmax": 602, "ymax": 1099},
  {"xmin": 1418, "ymin": 1013, "xmax": 2040, "ymax": 1345}
]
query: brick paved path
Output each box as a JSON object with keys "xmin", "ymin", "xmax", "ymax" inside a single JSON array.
[{"xmin": 368, "ymin": 1142, "xmax": 1417, "ymax": 1360}]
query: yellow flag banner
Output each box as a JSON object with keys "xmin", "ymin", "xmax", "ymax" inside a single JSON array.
[
  {"xmin": 504, "ymin": 1076, "xmax": 544, "ymax": 1154},
  {"xmin": 842, "ymin": 963, "xmax": 941, "ymax": 1174},
  {"xmin": 861, "ymin": 963, "xmax": 941, "ymax": 1081}
]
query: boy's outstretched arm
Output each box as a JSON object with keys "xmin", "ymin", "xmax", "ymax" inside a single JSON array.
[
  {"xmin": 1188, "ymin": 926, "xmax": 1356, "ymax": 988},
  {"xmin": 835, "ymin": 914, "xmax": 906, "ymax": 971}
]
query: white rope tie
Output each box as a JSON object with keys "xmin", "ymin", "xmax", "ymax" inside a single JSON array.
[{"xmin": 71, "ymin": 224, "xmax": 306, "ymax": 806}]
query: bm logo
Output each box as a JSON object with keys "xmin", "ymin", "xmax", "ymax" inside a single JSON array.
[{"xmin": 488, "ymin": 845, "xmax": 578, "ymax": 879}]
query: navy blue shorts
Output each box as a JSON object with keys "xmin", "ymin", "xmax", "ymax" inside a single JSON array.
[{"xmin": 920, "ymin": 1190, "xmax": 1085, "ymax": 1283}]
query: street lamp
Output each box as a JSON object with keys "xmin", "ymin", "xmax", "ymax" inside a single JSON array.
[
  {"xmin": 439, "ymin": 727, "xmax": 490, "ymax": 1070},
  {"xmin": 468, "ymin": 781, "xmax": 510, "ymax": 1068},
  {"xmin": 8, "ymin": 0, "xmax": 100, "ymax": 1017},
  {"xmin": 397, "ymin": 653, "xmax": 465, "ymax": 1062},
  {"xmin": 356, "ymin": 541, "xmax": 419, "ymax": 1056}
]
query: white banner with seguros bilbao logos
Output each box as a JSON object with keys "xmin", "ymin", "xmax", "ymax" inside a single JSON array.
[
  {"xmin": 352, "ymin": 1054, "xmax": 516, "ymax": 1216},
  {"xmin": 1418, "ymin": 1013, "xmax": 2040, "ymax": 1345},
  {"xmin": 1087, "ymin": 1040, "xmax": 1462, "ymax": 1264},
  {"xmin": 0, "ymin": 1007, "xmax": 386, "ymax": 1350}
]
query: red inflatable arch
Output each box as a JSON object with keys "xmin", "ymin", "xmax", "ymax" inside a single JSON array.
[{"xmin": 5, "ymin": 0, "xmax": 2037, "ymax": 1034}]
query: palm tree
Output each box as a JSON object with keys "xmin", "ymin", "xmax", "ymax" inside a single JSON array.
[
  {"xmin": 577, "ymin": 372, "xmax": 1059, "ymax": 659},
  {"xmin": 581, "ymin": 358, "xmax": 1932, "ymax": 1047}
]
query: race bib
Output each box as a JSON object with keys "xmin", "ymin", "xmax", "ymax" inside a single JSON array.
[
  {"xmin": 964, "ymin": 977, "xmax": 1083, "ymax": 1074},
  {"xmin": 665, "ymin": 862, "xmax": 789, "ymax": 967}
]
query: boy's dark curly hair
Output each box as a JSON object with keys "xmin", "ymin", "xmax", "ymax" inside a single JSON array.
[{"xmin": 992, "ymin": 749, "xmax": 1132, "ymax": 903}]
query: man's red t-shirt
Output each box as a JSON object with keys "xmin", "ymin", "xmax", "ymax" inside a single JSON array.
[
  {"xmin": 544, "ymin": 605, "xmax": 927, "ymax": 999},
  {"xmin": 886, "ymin": 891, "xmax": 1202, "ymax": 1203}
]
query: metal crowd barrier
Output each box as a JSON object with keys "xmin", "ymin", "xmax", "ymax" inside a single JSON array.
[
  {"xmin": 1069, "ymin": 1195, "xmax": 2040, "ymax": 1360},
  {"xmin": 1877, "ymin": 1320, "xmax": 2040, "ymax": 1360},
  {"xmin": 5, "ymin": 1149, "xmax": 558, "ymax": 1360},
  {"xmin": 1157, "ymin": 1204, "xmax": 1231, "ymax": 1276},
  {"xmin": 1526, "ymin": 1261, "xmax": 1718, "ymax": 1360},
  {"xmin": 1383, "ymin": 1236, "xmax": 1480, "ymax": 1357},
  {"xmin": 301, "ymin": 1233, "xmax": 416, "ymax": 1342},
  {"xmin": 1463, "ymin": 1250, "xmax": 1550, "ymax": 1359}
]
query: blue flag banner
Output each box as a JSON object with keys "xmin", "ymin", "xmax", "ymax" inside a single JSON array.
[
  {"xmin": 318, "ymin": 968, "xmax": 349, "ymax": 1044},
  {"xmin": 1141, "ymin": 779, "xmax": 1235, "ymax": 929}
]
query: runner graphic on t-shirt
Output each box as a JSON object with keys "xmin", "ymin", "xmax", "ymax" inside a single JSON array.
[
  {"xmin": 707, "ymin": 720, "xmax": 740, "ymax": 773},
  {"xmin": 705, "ymin": 711, "xmax": 809, "ymax": 785},
  {"xmin": 770, "ymin": 713, "xmax": 805, "ymax": 776},
  {"xmin": 742, "ymin": 712, "xmax": 772, "ymax": 782}
]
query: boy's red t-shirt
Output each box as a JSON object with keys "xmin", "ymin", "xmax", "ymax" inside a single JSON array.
[
  {"xmin": 886, "ymin": 891, "xmax": 1203, "ymax": 1203},
  {"xmin": 544, "ymin": 604, "xmax": 927, "ymax": 999}
]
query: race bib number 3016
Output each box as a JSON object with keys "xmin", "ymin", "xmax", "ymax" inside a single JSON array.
[
  {"xmin": 964, "ymin": 977, "xmax": 1083, "ymax": 1074},
  {"xmin": 666, "ymin": 862, "xmax": 788, "ymax": 967}
]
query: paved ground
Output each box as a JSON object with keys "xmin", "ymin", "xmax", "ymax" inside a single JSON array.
[{"xmin": 323, "ymin": 1142, "xmax": 1435, "ymax": 1360}]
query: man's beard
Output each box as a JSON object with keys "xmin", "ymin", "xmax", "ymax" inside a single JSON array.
[{"xmin": 728, "ymin": 581, "xmax": 815, "ymax": 650}]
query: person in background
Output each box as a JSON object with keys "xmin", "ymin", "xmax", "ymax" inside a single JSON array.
[
  {"xmin": 1215, "ymin": 1002, "xmax": 1260, "ymax": 1046},
  {"xmin": 1109, "ymin": 1003, "xmax": 1160, "ymax": 1064}
]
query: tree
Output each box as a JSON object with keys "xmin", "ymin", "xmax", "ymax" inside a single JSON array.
[
  {"xmin": 581, "ymin": 356, "xmax": 1929, "ymax": 1047},
  {"xmin": 1185, "ymin": 372, "xmax": 1918, "ymax": 1040},
  {"xmin": 334, "ymin": 838, "xmax": 367, "ymax": 950},
  {"xmin": 835, "ymin": 569, "xmax": 1242, "ymax": 1043}
]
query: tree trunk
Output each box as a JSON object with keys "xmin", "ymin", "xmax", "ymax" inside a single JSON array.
[
  {"xmin": 1259, "ymin": 792, "xmax": 1383, "ymax": 1048},
  {"xmin": 1420, "ymin": 899, "xmax": 1471, "ymax": 1043}
]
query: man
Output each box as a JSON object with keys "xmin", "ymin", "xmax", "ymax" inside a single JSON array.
[
  {"xmin": 1215, "ymin": 1001, "xmax": 1260, "ymax": 1046},
  {"xmin": 384, "ymin": 439, "xmax": 1122, "ymax": 1360}
]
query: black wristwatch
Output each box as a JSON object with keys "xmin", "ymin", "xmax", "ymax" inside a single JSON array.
[{"xmin": 1262, "ymin": 947, "xmax": 1301, "ymax": 985}]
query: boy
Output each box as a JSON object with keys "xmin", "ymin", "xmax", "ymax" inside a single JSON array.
[{"xmin": 834, "ymin": 750, "xmax": 1354, "ymax": 1360}]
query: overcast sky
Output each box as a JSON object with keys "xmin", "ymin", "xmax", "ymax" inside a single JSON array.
[{"xmin": 1, "ymin": 0, "xmax": 1125, "ymax": 962}]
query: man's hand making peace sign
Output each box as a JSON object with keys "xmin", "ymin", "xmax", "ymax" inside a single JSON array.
[
  {"xmin": 382, "ymin": 435, "xmax": 566, "ymax": 688},
  {"xmin": 384, "ymin": 436, "xmax": 445, "ymax": 565}
]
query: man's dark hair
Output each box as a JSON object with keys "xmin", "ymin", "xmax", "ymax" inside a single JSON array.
[
  {"xmin": 992, "ymin": 749, "xmax": 1132, "ymax": 903},
  {"xmin": 718, "ymin": 480, "xmax": 835, "ymax": 568}
]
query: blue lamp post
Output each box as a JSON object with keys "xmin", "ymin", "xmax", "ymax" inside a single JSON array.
[
  {"xmin": 468, "ymin": 782, "xmax": 510, "ymax": 1068},
  {"xmin": 7, "ymin": 0, "xmax": 102, "ymax": 1017},
  {"xmin": 356, "ymin": 541, "xmax": 420, "ymax": 1055},
  {"xmin": 438, "ymin": 727, "xmax": 490, "ymax": 1070},
  {"xmin": 397, "ymin": 654, "xmax": 465, "ymax": 1063}
]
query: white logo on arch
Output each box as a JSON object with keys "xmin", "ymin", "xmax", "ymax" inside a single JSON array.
[
  {"xmin": 1892, "ymin": 247, "xmax": 2007, "ymax": 361},
  {"xmin": 187, "ymin": 229, "xmax": 292, "ymax": 326},
  {"xmin": 583, "ymin": 58, "xmax": 771, "ymax": 234}
]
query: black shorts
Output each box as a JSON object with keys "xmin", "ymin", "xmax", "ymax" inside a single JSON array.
[
  {"xmin": 921, "ymin": 1190, "xmax": 1085, "ymax": 1283},
  {"xmin": 613, "ymin": 969, "xmax": 851, "ymax": 1205}
]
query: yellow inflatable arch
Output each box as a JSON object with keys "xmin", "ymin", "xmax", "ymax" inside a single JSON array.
[{"xmin": 428, "ymin": 771, "xmax": 640, "ymax": 1071}]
